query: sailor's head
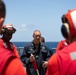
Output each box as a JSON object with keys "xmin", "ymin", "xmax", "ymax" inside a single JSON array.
[
  {"xmin": 1, "ymin": 24, "xmax": 16, "ymax": 41},
  {"xmin": 40, "ymin": 37, "xmax": 45, "ymax": 43},
  {"xmin": 0, "ymin": 0, "xmax": 6, "ymax": 30},
  {"xmin": 61, "ymin": 8, "xmax": 76, "ymax": 41},
  {"xmin": 1, "ymin": 24, "xmax": 16, "ymax": 35},
  {"xmin": 33, "ymin": 30, "xmax": 41, "ymax": 43}
]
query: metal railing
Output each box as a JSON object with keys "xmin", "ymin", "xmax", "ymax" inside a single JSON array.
[{"xmin": 17, "ymin": 47, "xmax": 56, "ymax": 56}]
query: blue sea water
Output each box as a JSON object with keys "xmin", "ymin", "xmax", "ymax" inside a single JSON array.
[{"xmin": 13, "ymin": 42, "xmax": 59, "ymax": 56}]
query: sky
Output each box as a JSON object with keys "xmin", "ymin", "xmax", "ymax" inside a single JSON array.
[{"xmin": 3, "ymin": 0, "xmax": 76, "ymax": 42}]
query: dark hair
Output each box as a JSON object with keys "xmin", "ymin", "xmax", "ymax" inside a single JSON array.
[
  {"xmin": 40, "ymin": 37, "xmax": 45, "ymax": 43},
  {"xmin": 0, "ymin": 0, "xmax": 6, "ymax": 18},
  {"xmin": 33, "ymin": 30, "xmax": 41, "ymax": 37},
  {"xmin": 61, "ymin": 14, "xmax": 67, "ymax": 23}
]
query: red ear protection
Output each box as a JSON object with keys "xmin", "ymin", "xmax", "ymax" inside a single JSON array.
[
  {"xmin": 61, "ymin": 8, "xmax": 76, "ymax": 39},
  {"xmin": 0, "ymin": 24, "xmax": 16, "ymax": 35},
  {"xmin": 65, "ymin": 8, "xmax": 76, "ymax": 36}
]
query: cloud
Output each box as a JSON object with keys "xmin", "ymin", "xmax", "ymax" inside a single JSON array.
[
  {"xmin": 16, "ymin": 23, "xmax": 37, "ymax": 31},
  {"xmin": 26, "ymin": 23, "xmax": 37, "ymax": 28},
  {"xmin": 16, "ymin": 24, "xmax": 27, "ymax": 31}
]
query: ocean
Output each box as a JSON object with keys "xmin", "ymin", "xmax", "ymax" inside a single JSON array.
[
  {"xmin": 13, "ymin": 42, "xmax": 59, "ymax": 49},
  {"xmin": 13, "ymin": 42, "xmax": 59, "ymax": 56}
]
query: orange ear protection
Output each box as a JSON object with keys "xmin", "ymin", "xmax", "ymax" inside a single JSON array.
[
  {"xmin": 0, "ymin": 24, "xmax": 16, "ymax": 35},
  {"xmin": 61, "ymin": 8, "xmax": 76, "ymax": 39}
]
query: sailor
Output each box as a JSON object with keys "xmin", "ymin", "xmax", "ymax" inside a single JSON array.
[
  {"xmin": 21, "ymin": 30, "xmax": 51, "ymax": 75},
  {"xmin": 40, "ymin": 37, "xmax": 45, "ymax": 43},
  {"xmin": 46, "ymin": 8, "xmax": 76, "ymax": 75},
  {"xmin": 0, "ymin": 1, "xmax": 27, "ymax": 75},
  {"xmin": 0, "ymin": 24, "xmax": 27, "ymax": 75},
  {"xmin": 56, "ymin": 15, "xmax": 71, "ymax": 51},
  {"xmin": 0, "ymin": 24, "xmax": 20, "ymax": 58}
]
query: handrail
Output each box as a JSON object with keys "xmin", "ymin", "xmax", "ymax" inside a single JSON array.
[{"xmin": 17, "ymin": 47, "xmax": 56, "ymax": 56}]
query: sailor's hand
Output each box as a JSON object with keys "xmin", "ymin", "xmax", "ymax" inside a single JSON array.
[
  {"xmin": 29, "ymin": 54, "xmax": 35, "ymax": 62},
  {"xmin": 42, "ymin": 61, "xmax": 48, "ymax": 68}
]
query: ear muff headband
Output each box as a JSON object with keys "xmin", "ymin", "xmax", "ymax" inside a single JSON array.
[
  {"xmin": 65, "ymin": 9, "xmax": 76, "ymax": 36},
  {"xmin": 61, "ymin": 23, "xmax": 70, "ymax": 39}
]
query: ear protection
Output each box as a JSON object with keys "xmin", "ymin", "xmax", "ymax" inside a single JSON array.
[
  {"xmin": 0, "ymin": 28, "xmax": 5, "ymax": 34},
  {"xmin": 61, "ymin": 15, "xmax": 70, "ymax": 39},
  {"xmin": 0, "ymin": 24, "xmax": 16, "ymax": 35},
  {"xmin": 61, "ymin": 23, "xmax": 70, "ymax": 39},
  {"xmin": 61, "ymin": 8, "xmax": 76, "ymax": 39}
]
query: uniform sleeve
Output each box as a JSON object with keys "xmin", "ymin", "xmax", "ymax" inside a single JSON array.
[
  {"xmin": 4, "ymin": 58, "xmax": 27, "ymax": 75},
  {"xmin": 46, "ymin": 54, "xmax": 59, "ymax": 75},
  {"xmin": 21, "ymin": 46, "xmax": 30, "ymax": 67},
  {"xmin": 44, "ymin": 44, "xmax": 51, "ymax": 61}
]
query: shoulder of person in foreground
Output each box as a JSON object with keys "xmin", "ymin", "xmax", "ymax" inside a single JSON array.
[
  {"xmin": 4, "ymin": 57, "xmax": 27, "ymax": 75},
  {"xmin": 13, "ymin": 44, "xmax": 20, "ymax": 58},
  {"xmin": 46, "ymin": 53, "xmax": 59, "ymax": 75},
  {"xmin": 56, "ymin": 40, "xmax": 66, "ymax": 51}
]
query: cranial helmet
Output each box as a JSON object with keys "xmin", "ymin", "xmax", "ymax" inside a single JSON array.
[
  {"xmin": 0, "ymin": 24, "xmax": 16, "ymax": 34},
  {"xmin": 61, "ymin": 8, "xmax": 76, "ymax": 39}
]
